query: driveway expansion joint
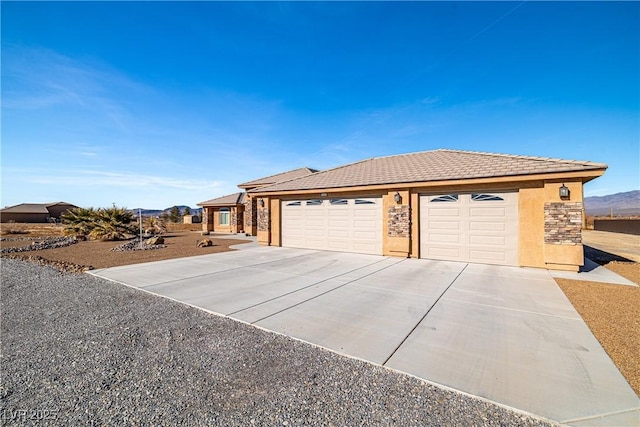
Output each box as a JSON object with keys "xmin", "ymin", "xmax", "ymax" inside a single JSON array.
[
  {"xmin": 382, "ymin": 263, "xmax": 469, "ymax": 366},
  {"xmin": 233, "ymin": 257, "xmax": 407, "ymax": 323}
]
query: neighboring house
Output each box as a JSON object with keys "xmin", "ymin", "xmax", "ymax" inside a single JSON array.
[
  {"xmin": 0, "ymin": 202, "xmax": 79, "ymax": 223},
  {"xmin": 183, "ymin": 214, "xmax": 201, "ymax": 224},
  {"xmin": 198, "ymin": 167, "xmax": 318, "ymax": 235},
  {"xmin": 248, "ymin": 149, "xmax": 608, "ymax": 272}
]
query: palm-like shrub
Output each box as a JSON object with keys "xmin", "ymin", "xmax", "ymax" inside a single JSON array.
[
  {"xmin": 61, "ymin": 205, "xmax": 137, "ymax": 241},
  {"xmin": 61, "ymin": 207, "xmax": 97, "ymax": 237},
  {"xmin": 89, "ymin": 206, "xmax": 137, "ymax": 241}
]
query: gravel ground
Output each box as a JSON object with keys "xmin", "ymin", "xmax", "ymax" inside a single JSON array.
[
  {"xmin": 0, "ymin": 259, "xmax": 553, "ymax": 426},
  {"xmin": 0, "ymin": 232, "xmax": 249, "ymax": 271},
  {"xmin": 555, "ymin": 261, "xmax": 640, "ymax": 397}
]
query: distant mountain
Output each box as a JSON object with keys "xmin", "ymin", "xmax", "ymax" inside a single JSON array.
[
  {"xmin": 130, "ymin": 206, "xmax": 203, "ymax": 217},
  {"xmin": 584, "ymin": 190, "xmax": 640, "ymax": 216}
]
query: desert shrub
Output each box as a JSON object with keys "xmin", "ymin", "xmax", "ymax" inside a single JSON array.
[
  {"xmin": 61, "ymin": 207, "xmax": 97, "ymax": 237},
  {"xmin": 143, "ymin": 216, "xmax": 167, "ymax": 236},
  {"xmin": 62, "ymin": 206, "xmax": 137, "ymax": 241},
  {"xmin": 89, "ymin": 206, "xmax": 137, "ymax": 241}
]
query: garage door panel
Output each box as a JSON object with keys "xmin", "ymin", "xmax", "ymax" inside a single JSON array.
[
  {"xmin": 469, "ymin": 207, "xmax": 507, "ymax": 217},
  {"xmin": 470, "ymin": 235, "xmax": 506, "ymax": 246},
  {"xmin": 421, "ymin": 192, "xmax": 518, "ymax": 266},
  {"xmin": 470, "ymin": 250, "xmax": 507, "ymax": 262},
  {"xmin": 282, "ymin": 198, "xmax": 382, "ymax": 255},
  {"xmin": 328, "ymin": 229, "xmax": 349, "ymax": 238},
  {"xmin": 428, "ymin": 247, "xmax": 462, "ymax": 258},
  {"xmin": 428, "ymin": 208, "xmax": 460, "ymax": 217},
  {"xmin": 328, "ymin": 240, "xmax": 349, "ymax": 250},
  {"xmin": 429, "ymin": 221, "xmax": 461, "ymax": 230},
  {"xmin": 354, "ymin": 219, "xmax": 377, "ymax": 228},
  {"xmin": 470, "ymin": 221, "xmax": 506, "ymax": 231},
  {"xmin": 354, "ymin": 230, "xmax": 378, "ymax": 239},
  {"xmin": 429, "ymin": 233, "xmax": 460, "ymax": 243},
  {"xmin": 306, "ymin": 229, "xmax": 325, "ymax": 237}
]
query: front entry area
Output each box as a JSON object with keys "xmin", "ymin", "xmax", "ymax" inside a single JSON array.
[
  {"xmin": 281, "ymin": 197, "xmax": 382, "ymax": 255},
  {"xmin": 420, "ymin": 192, "xmax": 519, "ymax": 266}
]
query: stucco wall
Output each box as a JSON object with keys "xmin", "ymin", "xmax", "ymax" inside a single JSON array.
[{"xmin": 257, "ymin": 177, "xmax": 589, "ymax": 271}]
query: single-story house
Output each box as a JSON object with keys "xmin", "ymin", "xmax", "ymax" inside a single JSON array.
[
  {"xmin": 0, "ymin": 202, "xmax": 79, "ymax": 223},
  {"xmin": 248, "ymin": 149, "xmax": 607, "ymax": 272},
  {"xmin": 198, "ymin": 167, "xmax": 318, "ymax": 235}
]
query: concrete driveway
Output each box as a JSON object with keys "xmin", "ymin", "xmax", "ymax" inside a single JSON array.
[{"xmin": 90, "ymin": 247, "xmax": 640, "ymax": 426}]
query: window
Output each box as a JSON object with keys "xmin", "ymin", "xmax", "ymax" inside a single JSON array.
[
  {"xmin": 305, "ymin": 200, "xmax": 323, "ymax": 206},
  {"xmin": 355, "ymin": 199, "xmax": 376, "ymax": 205},
  {"xmin": 330, "ymin": 199, "xmax": 348, "ymax": 205},
  {"xmin": 219, "ymin": 208, "xmax": 230, "ymax": 226},
  {"xmin": 471, "ymin": 194, "xmax": 504, "ymax": 202},
  {"xmin": 430, "ymin": 194, "xmax": 459, "ymax": 202},
  {"xmin": 286, "ymin": 201, "xmax": 301, "ymax": 207}
]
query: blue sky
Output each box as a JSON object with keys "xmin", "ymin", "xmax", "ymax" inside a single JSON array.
[{"xmin": 2, "ymin": 2, "xmax": 638, "ymax": 209}]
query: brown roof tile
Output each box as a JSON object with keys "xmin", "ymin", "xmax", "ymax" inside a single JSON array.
[
  {"xmin": 238, "ymin": 167, "xmax": 318, "ymax": 189},
  {"xmin": 249, "ymin": 149, "xmax": 607, "ymax": 193},
  {"xmin": 197, "ymin": 192, "xmax": 244, "ymax": 207}
]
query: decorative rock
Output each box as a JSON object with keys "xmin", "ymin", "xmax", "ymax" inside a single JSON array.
[
  {"xmin": 197, "ymin": 239, "xmax": 213, "ymax": 248},
  {"xmin": 145, "ymin": 236, "xmax": 164, "ymax": 245},
  {"xmin": 0, "ymin": 237, "xmax": 78, "ymax": 254}
]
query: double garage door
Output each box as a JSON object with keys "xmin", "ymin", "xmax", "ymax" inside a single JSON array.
[
  {"xmin": 281, "ymin": 197, "xmax": 382, "ymax": 255},
  {"xmin": 280, "ymin": 192, "xmax": 519, "ymax": 265}
]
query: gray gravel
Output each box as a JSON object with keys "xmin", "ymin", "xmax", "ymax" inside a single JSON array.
[{"xmin": 0, "ymin": 258, "xmax": 555, "ymax": 426}]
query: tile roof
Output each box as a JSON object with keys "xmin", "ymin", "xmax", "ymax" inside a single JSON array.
[
  {"xmin": 197, "ymin": 192, "xmax": 245, "ymax": 207},
  {"xmin": 238, "ymin": 167, "xmax": 318, "ymax": 189},
  {"xmin": 249, "ymin": 149, "xmax": 607, "ymax": 193},
  {"xmin": 0, "ymin": 202, "xmax": 77, "ymax": 214}
]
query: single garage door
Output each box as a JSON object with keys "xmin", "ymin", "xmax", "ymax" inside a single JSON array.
[
  {"xmin": 282, "ymin": 198, "xmax": 382, "ymax": 255},
  {"xmin": 420, "ymin": 192, "xmax": 519, "ymax": 265}
]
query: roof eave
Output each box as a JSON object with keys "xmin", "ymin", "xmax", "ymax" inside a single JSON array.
[{"xmin": 250, "ymin": 168, "xmax": 608, "ymax": 196}]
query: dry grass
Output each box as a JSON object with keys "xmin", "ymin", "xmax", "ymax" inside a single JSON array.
[
  {"xmin": 556, "ymin": 261, "xmax": 640, "ymax": 397},
  {"xmin": 0, "ymin": 223, "xmax": 65, "ymax": 237}
]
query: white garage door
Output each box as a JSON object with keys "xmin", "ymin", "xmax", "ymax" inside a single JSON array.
[
  {"xmin": 281, "ymin": 198, "xmax": 382, "ymax": 255},
  {"xmin": 420, "ymin": 192, "xmax": 519, "ymax": 265}
]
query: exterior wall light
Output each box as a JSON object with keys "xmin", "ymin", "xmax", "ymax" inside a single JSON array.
[
  {"xmin": 394, "ymin": 192, "xmax": 402, "ymax": 204},
  {"xmin": 258, "ymin": 198, "xmax": 265, "ymax": 207},
  {"xmin": 559, "ymin": 183, "xmax": 570, "ymax": 200}
]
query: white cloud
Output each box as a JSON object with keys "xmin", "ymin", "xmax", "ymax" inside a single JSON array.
[{"xmin": 22, "ymin": 169, "xmax": 223, "ymax": 191}]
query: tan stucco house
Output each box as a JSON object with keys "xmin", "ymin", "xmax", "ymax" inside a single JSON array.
[
  {"xmin": 247, "ymin": 149, "xmax": 607, "ymax": 272},
  {"xmin": 0, "ymin": 202, "xmax": 79, "ymax": 223},
  {"xmin": 197, "ymin": 168, "xmax": 318, "ymax": 235}
]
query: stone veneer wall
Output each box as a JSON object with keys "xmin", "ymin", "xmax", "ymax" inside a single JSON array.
[
  {"xmin": 230, "ymin": 209, "xmax": 237, "ymax": 230},
  {"xmin": 257, "ymin": 206, "xmax": 270, "ymax": 232},
  {"xmin": 244, "ymin": 199, "xmax": 256, "ymax": 229},
  {"xmin": 544, "ymin": 202, "xmax": 582, "ymax": 245},
  {"xmin": 388, "ymin": 205, "xmax": 410, "ymax": 238}
]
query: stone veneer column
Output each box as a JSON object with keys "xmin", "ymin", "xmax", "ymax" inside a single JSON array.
[
  {"xmin": 257, "ymin": 201, "xmax": 270, "ymax": 245},
  {"xmin": 202, "ymin": 207, "xmax": 213, "ymax": 233},
  {"xmin": 388, "ymin": 205, "xmax": 410, "ymax": 238},
  {"xmin": 544, "ymin": 202, "xmax": 583, "ymax": 245}
]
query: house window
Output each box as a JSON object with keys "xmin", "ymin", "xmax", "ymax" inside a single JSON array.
[
  {"xmin": 471, "ymin": 194, "xmax": 504, "ymax": 201},
  {"xmin": 286, "ymin": 201, "xmax": 302, "ymax": 207},
  {"xmin": 430, "ymin": 194, "xmax": 459, "ymax": 202},
  {"xmin": 330, "ymin": 199, "xmax": 348, "ymax": 205},
  {"xmin": 306, "ymin": 200, "xmax": 323, "ymax": 206},
  {"xmin": 355, "ymin": 199, "xmax": 376, "ymax": 205},
  {"xmin": 219, "ymin": 208, "xmax": 230, "ymax": 226}
]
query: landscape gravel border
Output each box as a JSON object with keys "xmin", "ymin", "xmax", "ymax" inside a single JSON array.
[
  {"xmin": 0, "ymin": 258, "xmax": 554, "ymax": 426},
  {"xmin": 0, "ymin": 236, "xmax": 78, "ymax": 254}
]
